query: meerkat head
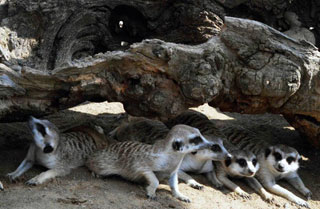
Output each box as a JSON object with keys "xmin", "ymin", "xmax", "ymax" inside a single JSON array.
[
  {"xmin": 28, "ymin": 116, "xmax": 60, "ymax": 154},
  {"xmin": 264, "ymin": 144, "xmax": 301, "ymax": 174},
  {"xmin": 168, "ymin": 124, "xmax": 212, "ymax": 154},
  {"xmin": 224, "ymin": 150, "xmax": 259, "ymax": 178},
  {"xmin": 191, "ymin": 135, "xmax": 231, "ymax": 161}
]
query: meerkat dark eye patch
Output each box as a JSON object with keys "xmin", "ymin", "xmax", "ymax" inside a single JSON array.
[
  {"xmin": 211, "ymin": 144, "xmax": 221, "ymax": 152},
  {"xmin": 189, "ymin": 136, "xmax": 202, "ymax": 145},
  {"xmin": 35, "ymin": 123, "xmax": 46, "ymax": 136},
  {"xmin": 286, "ymin": 157, "xmax": 295, "ymax": 164},
  {"xmin": 273, "ymin": 152, "xmax": 282, "ymax": 161},
  {"xmin": 172, "ymin": 141, "xmax": 183, "ymax": 151},
  {"xmin": 252, "ymin": 158, "xmax": 257, "ymax": 166},
  {"xmin": 225, "ymin": 157, "xmax": 232, "ymax": 167},
  {"xmin": 236, "ymin": 159, "xmax": 247, "ymax": 167},
  {"xmin": 265, "ymin": 148, "xmax": 271, "ymax": 158}
]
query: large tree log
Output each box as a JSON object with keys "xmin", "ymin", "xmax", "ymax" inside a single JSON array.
[
  {"xmin": 1, "ymin": 0, "xmax": 320, "ymax": 147},
  {"xmin": 1, "ymin": 15, "xmax": 320, "ymax": 146}
]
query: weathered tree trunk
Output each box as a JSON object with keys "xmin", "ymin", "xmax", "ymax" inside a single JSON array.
[{"xmin": 0, "ymin": 0, "xmax": 320, "ymax": 147}]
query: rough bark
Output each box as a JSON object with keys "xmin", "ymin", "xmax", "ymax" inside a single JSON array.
[{"xmin": 0, "ymin": 0, "xmax": 320, "ymax": 147}]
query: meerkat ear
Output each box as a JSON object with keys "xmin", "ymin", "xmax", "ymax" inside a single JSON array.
[
  {"xmin": 265, "ymin": 147, "xmax": 272, "ymax": 158},
  {"xmin": 225, "ymin": 156, "xmax": 232, "ymax": 167},
  {"xmin": 29, "ymin": 116, "xmax": 47, "ymax": 136},
  {"xmin": 172, "ymin": 140, "xmax": 183, "ymax": 151},
  {"xmin": 297, "ymin": 154, "xmax": 302, "ymax": 162}
]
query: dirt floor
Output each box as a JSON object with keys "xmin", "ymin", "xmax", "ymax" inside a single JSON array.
[{"xmin": 0, "ymin": 102, "xmax": 319, "ymax": 209}]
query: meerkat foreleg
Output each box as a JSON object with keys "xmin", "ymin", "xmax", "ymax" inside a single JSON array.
[
  {"xmin": 217, "ymin": 172, "xmax": 251, "ymax": 199},
  {"xmin": 26, "ymin": 168, "xmax": 71, "ymax": 185},
  {"xmin": 206, "ymin": 169, "xmax": 224, "ymax": 188},
  {"xmin": 245, "ymin": 177, "xmax": 273, "ymax": 202},
  {"xmin": 142, "ymin": 171, "xmax": 159, "ymax": 200},
  {"xmin": 0, "ymin": 181, "xmax": 3, "ymax": 190},
  {"xmin": 178, "ymin": 170, "xmax": 203, "ymax": 190},
  {"xmin": 285, "ymin": 175, "xmax": 312, "ymax": 200},
  {"xmin": 263, "ymin": 182, "xmax": 309, "ymax": 208},
  {"xmin": 7, "ymin": 144, "xmax": 36, "ymax": 181},
  {"xmin": 169, "ymin": 171, "xmax": 191, "ymax": 203}
]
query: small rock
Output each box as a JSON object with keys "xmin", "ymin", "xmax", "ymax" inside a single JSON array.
[
  {"xmin": 283, "ymin": 203, "xmax": 290, "ymax": 209},
  {"xmin": 168, "ymin": 204, "xmax": 175, "ymax": 208}
]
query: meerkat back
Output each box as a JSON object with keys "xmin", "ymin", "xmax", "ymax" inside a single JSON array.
[{"xmin": 112, "ymin": 117, "xmax": 169, "ymax": 144}]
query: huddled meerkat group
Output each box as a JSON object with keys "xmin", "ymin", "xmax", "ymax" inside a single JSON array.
[{"xmin": 2, "ymin": 110, "xmax": 312, "ymax": 208}]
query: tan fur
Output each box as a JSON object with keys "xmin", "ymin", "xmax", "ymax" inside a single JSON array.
[
  {"xmin": 68, "ymin": 125, "xmax": 112, "ymax": 150},
  {"xmin": 87, "ymin": 124, "xmax": 212, "ymax": 202},
  {"xmin": 223, "ymin": 125, "xmax": 311, "ymax": 208},
  {"xmin": 111, "ymin": 116, "xmax": 230, "ymax": 190},
  {"xmin": 7, "ymin": 117, "xmax": 110, "ymax": 185}
]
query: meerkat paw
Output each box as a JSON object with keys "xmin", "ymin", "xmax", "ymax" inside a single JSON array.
[
  {"xmin": 305, "ymin": 191, "xmax": 312, "ymax": 200},
  {"xmin": 175, "ymin": 194, "xmax": 191, "ymax": 203},
  {"xmin": 187, "ymin": 180, "xmax": 204, "ymax": 190},
  {"xmin": 26, "ymin": 176, "xmax": 42, "ymax": 186},
  {"xmin": 235, "ymin": 190, "xmax": 251, "ymax": 200},
  {"xmin": 7, "ymin": 172, "xmax": 20, "ymax": 182},
  {"xmin": 262, "ymin": 192, "xmax": 274, "ymax": 203},
  {"xmin": 294, "ymin": 198, "xmax": 309, "ymax": 208}
]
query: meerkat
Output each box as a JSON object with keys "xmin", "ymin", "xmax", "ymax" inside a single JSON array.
[
  {"xmin": 210, "ymin": 141, "xmax": 273, "ymax": 201},
  {"xmin": 86, "ymin": 124, "xmax": 213, "ymax": 202},
  {"xmin": 7, "ymin": 116, "xmax": 109, "ymax": 185},
  {"xmin": 224, "ymin": 126, "xmax": 311, "ymax": 208},
  {"xmin": 110, "ymin": 117, "xmax": 231, "ymax": 190},
  {"xmin": 166, "ymin": 110, "xmax": 273, "ymax": 200}
]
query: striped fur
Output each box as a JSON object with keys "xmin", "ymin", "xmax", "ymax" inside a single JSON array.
[
  {"xmin": 213, "ymin": 118, "xmax": 311, "ymax": 207},
  {"xmin": 111, "ymin": 117, "xmax": 168, "ymax": 144},
  {"xmin": 166, "ymin": 110, "xmax": 224, "ymax": 138},
  {"xmin": 87, "ymin": 124, "xmax": 213, "ymax": 202},
  {"xmin": 228, "ymin": 130, "xmax": 311, "ymax": 207},
  {"xmin": 7, "ymin": 117, "xmax": 109, "ymax": 185},
  {"xmin": 166, "ymin": 110, "xmax": 275, "ymax": 201},
  {"xmin": 110, "ymin": 116, "xmax": 230, "ymax": 190}
]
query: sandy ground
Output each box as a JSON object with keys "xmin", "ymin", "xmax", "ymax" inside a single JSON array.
[{"xmin": 0, "ymin": 102, "xmax": 319, "ymax": 209}]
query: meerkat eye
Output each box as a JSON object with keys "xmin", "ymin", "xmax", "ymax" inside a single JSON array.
[
  {"xmin": 273, "ymin": 152, "xmax": 282, "ymax": 161},
  {"xmin": 189, "ymin": 136, "xmax": 202, "ymax": 145},
  {"xmin": 286, "ymin": 157, "xmax": 295, "ymax": 164},
  {"xmin": 237, "ymin": 159, "xmax": 247, "ymax": 167},
  {"xmin": 252, "ymin": 158, "xmax": 257, "ymax": 166},
  {"xmin": 211, "ymin": 144, "xmax": 221, "ymax": 152}
]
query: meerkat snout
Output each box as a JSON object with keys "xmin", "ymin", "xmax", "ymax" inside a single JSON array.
[
  {"xmin": 265, "ymin": 144, "xmax": 300, "ymax": 174},
  {"xmin": 43, "ymin": 144, "xmax": 54, "ymax": 153}
]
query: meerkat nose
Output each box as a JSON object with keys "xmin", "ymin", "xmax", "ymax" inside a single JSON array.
[
  {"xmin": 248, "ymin": 170, "xmax": 254, "ymax": 175},
  {"xmin": 43, "ymin": 144, "xmax": 54, "ymax": 153},
  {"xmin": 278, "ymin": 164, "xmax": 284, "ymax": 171}
]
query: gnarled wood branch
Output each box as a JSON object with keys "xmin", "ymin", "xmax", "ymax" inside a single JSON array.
[{"xmin": 1, "ymin": 15, "xmax": 320, "ymax": 146}]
